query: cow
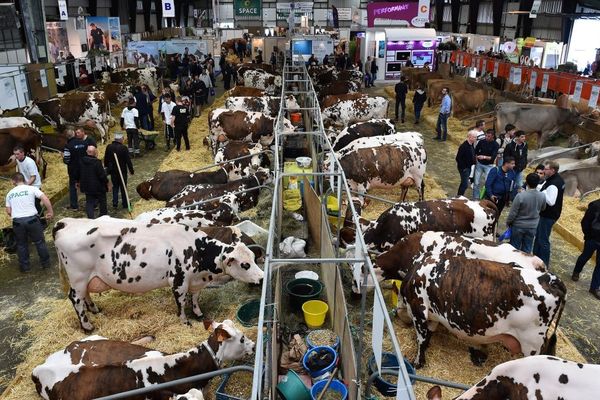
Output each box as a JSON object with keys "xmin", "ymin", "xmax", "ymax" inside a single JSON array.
[
  {"xmin": 166, "ymin": 170, "xmax": 271, "ymax": 211},
  {"xmin": 53, "ymin": 217, "xmax": 264, "ymax": 331},
  {"xmin": 228, "ymin": 86, "xmax": 265, "ymax": 97},
  {"xmin": 341, "ymin": 198, "xmax": 498, "ymax": 251},
  {"xmin": 320, "ymin": 93, "xmax": 368, "ymax": 110},
  {"xmin": 399, "ymin": 254, "xmax": 566, "ymax": 368},
  {"xmin": 327, "ymin": 133, "xmax": 426, "ymax": 202},
  {"xmin": 136, "ymin": 169, "xmax": 230, "ymax": 201},
  {"xmin": 0, "ymin": 117, "xmax": 43, "ymax": 172},
  {"xmin": 330, "ymin": 119, "xmax": 396, "ymax": 151},
  {"xmin": 452, "ymin": 88, "xmax": 490, "ymax": 114},
  {"xmin": 321, "ymin": 96, "xmax": 389, "ymax": 128},
  {"xmin": 81, "ymin": 82, "xmax": 132, "ymax": 105},
  {"xmin": 236, "ymin": 63, "xmax": 276, "ymax": 77},
  {"xmin": 338, "ymin": 69, "xmax": 364, "ymax": 87},
  {"xmin": 221, "ymin": 38, "xmax": 247, "ymax": 54},
  {"xmin": 23, "ymin": 91, "xmax": 112, "ymax": 143},
  {"xmin": 495, "ymin": 103, "xmax": 581, "ymax": 148},
  {"xmin": 243, "ymin": 70, "xmax": 282, "ymax": 93},
  {"xmin": 31, "ymin": 320, "xmax": 254, "ymax": 400},
  {"xmin": 102, "ymin": 67, "xmax": 158, "ymax": 91},
  {"xmin": 428, "ymin": 356, "xmax": 600, "ymax": 400},
  {"xmin": 317, "ymin": 81, "xmax": 359, "ymax": 99},
  {"xmin": 175, "ymin": 389, "xmax": 205, "ymax": 400},
  {"xmin": 554, "ymin": 153, "xmax": 599, "ymax": 172},
  {"xmin": 225, "ymin": 95, "xmax": 299, "ymax": 117},
  {"xmin": 562, "ymin": 166, "xmax": 600, "ymax": 197},
  {"xmin": 208, "ymin": 109, "xmax": 294, "ymax": 152},
  {"xmin": 214, "ymin": 141, "xmax": 269, "ymax": 176},
  {"xmin": 427, "ymin": 79, "xmax": 471, "ymax": 107},
  {"xmin": 135, "ymin": 204, "xmax": 240, "ymax": 228},
  {"xmin": 415, "ymin": 71, "xmax": 443, "ymax": 89}
]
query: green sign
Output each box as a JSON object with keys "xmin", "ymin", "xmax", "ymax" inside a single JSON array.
[{"xmin": 235, "ymin": 0, "xmax": 261, "ymax": 16}]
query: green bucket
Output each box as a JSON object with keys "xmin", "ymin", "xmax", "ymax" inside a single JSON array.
[
  {"xmin": 276, "ymin": 370, "xmax": 311, "ymax": 400},
  {"xmin": 286, "ymin": 278, "xmax": 323, "ymax": 310},
  {"xmin": 236, "ymin": 299, "xmax": 261, "ymax": 327}
]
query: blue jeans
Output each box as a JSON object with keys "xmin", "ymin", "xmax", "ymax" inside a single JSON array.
[
  {"xmin": 510, "ymin": 226, "xmax": 537, "ymax": 253},
  {"xmin": 473, "ymin": 163, "xmax": 493, "ymax": 200},
  {"xmin": 414, "ymin": 104, "xmax": 423, "ymax": 122},
  {"xmin": 436, "ymin": 113, "xmax": 448, "ymax": 139},
  {"xmin": 139, "ymin": 114, "xmax": 150, "ymax": 130},
  {"xmin": 13, "ymin": 215, "xmax": 50, "ymax": 271},
  {"xmin": 573, "ymin": 239, "xmax": 600, "ymax": 290},
  {"xmin": 533, "ymin": 217, "xmax": 557, "ymax": 267},
  {"xmin": 457, "ymin": 167, "xmax": 471, "ymax": 196},
  {"xmin": 514, "ymin": 170, "xmax": 524, "ymax": 190}
]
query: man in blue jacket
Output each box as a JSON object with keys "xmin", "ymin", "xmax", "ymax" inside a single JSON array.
[
  {"xmin": 473, "ymin": 129, "xmax": 499, "ymax": 200},
  {"xmin": 434, "ymin": 87, "xmax": 452, "ymax": 141},
  {"xmin": 484, "ymin": 156, "xmax": 516, "ymax": 214}
]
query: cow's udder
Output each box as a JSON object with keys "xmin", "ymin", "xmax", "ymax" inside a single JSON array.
[{"xmin": 87, "ymin": 277, "xmax": 112, "ymax": 293}]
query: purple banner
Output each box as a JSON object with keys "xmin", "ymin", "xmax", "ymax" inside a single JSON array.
[
  {"xmin": 386, "ymin": 40, "xmax": 437, "ymax": 52},
  {"xmin": 367, "ymin": 2, "xmax": 426, "ymax": 27}
]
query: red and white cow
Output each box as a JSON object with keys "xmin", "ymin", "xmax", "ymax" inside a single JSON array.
[
  {"xmin": 428, "ymin": 355, "xmax": 600, "ymax": 400},
  {"xmin": 225, "ymin": 95, "xmax": 300, "ymax": 117},
  {"xmin": 243, "ymin": 70, "xmax": 282, "ymax": 93},
  {"xmin": 400, "ymin": 254, "xmax": 566, "ymax": 368},
  {"xmin": 102, "ymin": 67, "xmax": 159, "ymax": 91},
  {"xmin": 330, "ymin": 119, "xmax": 396, "ymax": 152},
  {"xmin": 321, "ymin": 96, "xmax": 389, "ymax": 128},
  {"xmin": 32, "ymin": 320, "xmax": 253, "ymax": 400},
  {"xmin": 214, "ymin": 141, "xmax": 269, "ymax": 179},
  {"xmin": 23, "ymin": 91, "xmax": 113, "ymax": 143},
  {"xmin": 53, "ymin": 217, "xmax": 263, "ymax": 331}
]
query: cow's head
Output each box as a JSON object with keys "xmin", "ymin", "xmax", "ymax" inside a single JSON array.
[
  {"xmin": 222, "ymin": 242, "xmax": 263, "ymax": 284},
  {"xmin": 585, "ymin": 140, "xmax": 600, "ymax": 157},
  {"xmin": 136, "ymin": 180, "xmax": 153, "ymax": 200},
  {"xmin": 206, "ymin": 319, "xmax": 255, "ymax": 363},
  {"xmin": 255, "ymin": 168, "xmax": 273, "ymax": 185},
  {"xmin": 101, "ymin": 71, "xmax": 111, "ymax": 83},
  {"xmin": 248, "ymin": 143, "xmax": 264, "ymax": 170},
  {"xmin": 22, "ymin": 101, "xmax": 41, "ymax": 117}
]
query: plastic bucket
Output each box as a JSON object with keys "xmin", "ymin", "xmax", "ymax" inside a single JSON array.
[
  {"xmin": 236, "ymin": 299, "xmax": 260, "ymax": 327},
  {"xmin": 389, "ymin": 280, "xmax": 402, "ymax": 308},
  {"xmin": 286, "ymin": 279, "xmax": 323, "ymax": 310},
  {"xmin": 306, "ymin": 329, "xmax": 340, "ymax": 351},
  {"xmin": 302, "ymin": 345, "xmax": 338, "ymax": 380},
  {"xmin": 367, "ymin": 353, "xmax": 416, "ymax": 396},
  {"xmin": 310, "ymin": 379, "xmax": 348, "ymax": 400},
  {"xmin": 276, "ymin": 370, "xmax": 312, "ymax": 400},
  {"xmin": 302, "ymin": 300, "xmax": 328, "ymax": 329}
]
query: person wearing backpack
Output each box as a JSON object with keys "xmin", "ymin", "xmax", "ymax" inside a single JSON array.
[{"xmin": 571, "ymin": 198, "xmax": 600, "ymax": 300}]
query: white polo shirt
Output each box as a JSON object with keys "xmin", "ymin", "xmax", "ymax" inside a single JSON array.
[
  {"xmin": 161, "ymin": 101, "xmax": 175, "ymax": 125},
  {"xmin": 5, "ymin": 185, "xmax": 43, "ymax": 219},
  {"xmin": 121, "ymin": 107, "xmax": 139, "ymax": 129},
  {"xmin": 16, "ymin": 156, "xmax": 41, "ymax": 188}
]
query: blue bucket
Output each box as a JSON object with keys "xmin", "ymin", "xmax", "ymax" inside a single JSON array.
[
  {"xmin": 310, "ymin": 379, "xmax": 348, "ymax": 400},
  {"xmin": 367, "ymin": 353, "xmax": 416, "ymax": 396},
  {"xmin": 302, "ymin": 346, "xmax": 338, "ymax": 380}
]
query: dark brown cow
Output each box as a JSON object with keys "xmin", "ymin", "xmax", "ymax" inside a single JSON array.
[
  {"xmin": 228, "ymin": 86, "xmax": 265, "ymax": 97},
  {"xmin": 41, "ymin": 132, "xmax": 68, "ymax": 151},
  {"xmin": 317, "ymin": 80, "xmax": 359, "ymax": 100},
  {"xmin": 0, "ymin": 118, "xmax": 43, "ymax": 173},
  {"xmin": 320, "ymin": 93, "xmax": 368, "ymax": 110},
  {"xmin": 330, "ymin": 119, "xmax": 396, "ymax": 151},
  {"xmin": 415, "ymin": 71, "xmax": 443, "ymax": 89},
  {"xmin": 221, "ymin": 38, "xmax": 247, "ymax": 53},
  {"xmin": 136, "ymin": 169, "xmax": 230, "ymax": 201}
]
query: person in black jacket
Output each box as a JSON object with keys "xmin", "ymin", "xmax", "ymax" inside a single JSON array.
[
  {"xmin": 503, "ymin": 130, "xmax": 528, "ymax": 189},
  {"xmin": 413, "ymin": 82, "xmax": 427, "ymax": 124},
  {"xmin": 571, "ymin": 199, "xmax": 600, "ymax": 299},
  {"xmin": 78, "ymin": 145, "xmax": 109, "ymax": 219},
  {"xmin": 104, "ymin": 133, "xmax": 134, "ymax": 209},
  {"xmin": 394, "ymin": 76, "xmax": 408, "ymax": 123},
  {"xmin": 62, "ymin": 129, "xmax": 86, "ymax": 210},
  {"xmin": 171, "ymin": 96, "xmax": 191, "ymax": 151},
  {"xmin": 455, "ymin": 131, "xmax": 477, "ymax": 196}
]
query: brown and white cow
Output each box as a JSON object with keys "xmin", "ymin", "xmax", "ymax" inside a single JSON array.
[
  {"xmin": 53, "ymin": 217, "xmax": 263, "ymax": 331},
  {"xmin": 228, "ymin": 86, "xmax": 265, "ymax": 97},
  {"xmin": 102, "ymin": 67, "xmax": 158, "ymax": 91},
  {"xmin": 32, "ymin": 320, "xmax": 254, "ymax": 400},
  {"xmin": 225, "ymin": 95, "xmax": 299, "ymax": 117},
  {"xmin": 82, "ymin": 82, "xmax": 133, "ymax": 105},
  {"xmin": 136, "ymin": 169, "xmax": 230, "ymax": 201},
  {"xmin": 236, "ymin": 63, "xmax": 276, "ymax": 77},
  {"xmin": 317, "ymin": 80, "xmax": 359, "ymax": 100},
  {"xmin": 23, "ymin": 91, "xmax": 113, "ymax": 143},
  {"xmin": 320, "ymin": 93, "xmax": 368, "ymax": 110},
  {"xmin": 330, "ymin": 119, "xmax": 396, "ymax": 152},
  {"xmin": 0, "ymin": 117, "xmax": 43, "ymax": 172},
  {"xmin": 214, "ymin": 141, "xmax": 269, "ymax": 176},
  {"xmin": 208, "ymin": 109, "xmax": 294, "ymax": 152},
  {"xmin": 321, "ymin": 96, "xmax": 389, "ymax": 128},
  {"xmin": 341, "ymin": 198, "xmax": 498, "ymax": 251},
  {"xmin": 326, "ymin": 133, "xmax": 426, "ymax": 202},
  {"xmin": 243, "ymin": 70, "xmax": 282, "ymax": 93},
  {"xmin": 135, "ymin": 205, "xmax": 240, "ymax": 228},
  {"xmin": 399, "ymin": 254, "xmax": 566, "ymax": 368},
  {"xmin": 428, "ymin": 356, "xmax": 600, "ymax": 400}
]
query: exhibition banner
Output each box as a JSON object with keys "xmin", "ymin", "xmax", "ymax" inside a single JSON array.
[
  {"xmin": 58, "ymin": 0, "xmax": 68, "ymax": 20},
  {"xmin": 86, "ymin": 17, "xmax": 110, "ymax": 51},
  {"xmin": 46, "ymin": 21, "xmax": 70, "ymax": 62},
  {"xmin": 234, "ymin": 0, "xmax": 261, "ymax": 17},
  {"xmin": 276, "ymin": 2, "xmax": 314, "ymax": 19},
  {"xmin": 165, "ymin": 40, "xmax": 209, "ymax": 56},
  {"xmin": 108, "ymin": 17, "xmax": 122, "ymax": 52},
  {"xmin": 367, "ymin": 0, "xmax": 429, "ymax": 27},
  {"xmin": 126, "ymin": 41, "xmax": 164, "ymax": 67}
]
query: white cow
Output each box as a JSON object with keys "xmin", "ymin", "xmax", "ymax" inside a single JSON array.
[
  {"xmin": 225, "ymin": 95, "xmax": 300, "ymax": 117},
  {"xmin": 322, "ymin": 96, "xmax": 389, "ymax": 128},
  {"xmin": 53, "ymin": 216, "xmax": 263, "ymax": 331},
  {"xmin": 243, "ymin": 70, "xmax": 282, "ymax": 93}
]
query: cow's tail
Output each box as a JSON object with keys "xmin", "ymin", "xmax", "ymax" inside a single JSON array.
[{"xmin": 542, "ymin": 275, "xmax": 567, "ymax": 356}]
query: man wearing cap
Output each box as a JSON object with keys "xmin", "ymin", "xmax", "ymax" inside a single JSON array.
[
  {"xmin": 104, "ymin": 132, "xmax": 134, "ymax": 209},
  {"xmin": 120, "ymin": 97, "xmax": 141, "ymax": 156}
]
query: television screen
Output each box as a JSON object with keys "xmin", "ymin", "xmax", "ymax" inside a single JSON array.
[
  {"xmin": 412, "ymin": 50, "xmax": 434, "ymax": 66},
  {"xmin": 387, "ymin": 63, "xmax": 402, "ymax": 72},
  {"xmin": 395, "ymin": 51, "xmax": 411, "ymax": 61},
  {"xmin": 293, "ymin": 40, "xmax": 312, "ymax": 55}
]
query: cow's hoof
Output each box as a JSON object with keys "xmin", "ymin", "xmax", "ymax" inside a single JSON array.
[
  {"xmin": 468, "ymin": 347, "xmax": 488, "ymax": 366},
  {"xmin": 82, "ymin": 325, "xmax": 95, "ymax": 334},
  {"xmin": 89, "ymin": 307, "xmax": 102, "ymax": 314},
  {"xmin": 413, "ymin": 360, "xmax": 424, "ymax": 369},
  {"xmin": 192, "ymin": 312, "xmax": 205, "ymax": 321}
]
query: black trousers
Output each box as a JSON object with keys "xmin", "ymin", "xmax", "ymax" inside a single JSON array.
[
  {"xmin": 395, "ymin": 97, "xmax": 406, "ymax": 121},
  {"xmin": 174, "ymin": 127, "xmax": 190, "ymax": 151},
  {"xmin": 126, "ymin": 128, "xmax": 140, "ymax": 153},
  {"xmin": 111, "ymin": 174, "xmax": 128, "ymax": 207},
  {"xmin": 13, "ymin": 215, "xmax": 50, "ymax": 271},
  {"xmin": 85, "ymin": 193, "xmax": 108, "ymax": 219}
]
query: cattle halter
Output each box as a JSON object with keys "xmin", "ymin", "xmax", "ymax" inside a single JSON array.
[{"xmin": 202, "ymin": 340, "xmax": 221, "ymax": 368}]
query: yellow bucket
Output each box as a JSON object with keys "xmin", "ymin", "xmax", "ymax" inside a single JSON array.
[
  {"xmin": 302, "ymin": 300, "xmax": 329, "ymax": 329},
  {"xmin": 389, "ymin": 280, "xmax": 402, "ymax": 308}
]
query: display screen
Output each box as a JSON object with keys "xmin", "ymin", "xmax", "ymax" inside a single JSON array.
[
  {"xmin": 387, "ymin": 63, "xmax": 403, "ymax": 72},
  {"xmin": 412, "ymin": 50, "xmax": 433, "ymax": 66},
  {"xmin": 292, "ymin": 40, "xmax": 312, "ymax": 55},
  {"xmin": 395, "ymin": 51, "xmax": 411, "ymax": 61}
]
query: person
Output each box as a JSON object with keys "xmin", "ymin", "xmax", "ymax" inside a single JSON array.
[
  {"xmin": 571, "ymin": 199, "xmax": 600, "ymax": 300},
  {"xmin": 534, "ymin": 163, "xmax": 546, "ymax": 186},
  {"xmin": 506, "ymin": 173, "xmax": 546, "ymax": 253},
  {"xmin": 171, "ymin": 96, "xmax": 191, "ymax": 151},
  {"xmin": 413, "ymin": 83, "xmax": 427, "ymax": 124},
  {"xmin": 394, "ymin": 76, "xmax": 408, "ymax": 123},
  {"xmin": 88, "ymin": 23, "xmax": 107, "ymax": 50},
  {"xmin": 104, "ymin": 132, "xmax": 134, "ymax": 209},
  {"xmin": 469, "ymin": 119, "xmax": 486, "ymax": 142},
  {"xmin": 308, "ymin": 54, "xmax": 317, "ymax": 65},
  {"xmin": 200, "ymin": 68, "xmax": 213, "ymax": 104},
  {"xmin": 270, "ymin": 51, "xmax": 277, "ymax": 68},
  {"xmin": 322, "ymin": 53, "xmax": 329, "ymax": 66},
  {"xmin": 13, "ymin": 146, "xmax": 42, "ymax": 213},
  {"xmin": 62, "ymin": 129, "xmax": 86, "ymax": 210},
  {"xmin": 160, "ymin": 93, "xmax": 176, "ymax": 150},
  {"xmin": 142, "ymin": 84, "xmax": 157, "ymax": 130},
  {"xmin": 223, "ymin": 62, "xmax": 233, "ymax": 91},
  {"xmin": 76, "ymin": 127, "xmax": 96, "ymax": 148},
  {"xmin": 79, "ymin": 145, "xmax": 109, "ymax": 219},
  {"xmin": 133, "ymin": 86, "xmax": 150, "ymax": 131},
  {"xmin": 364, "ymin": 56, "xmax": 372, "ymax": 88},
  {"xmin": 473, "ymin": 129, "xmax": 499, "ymax": 200},
  {"xmin": 405, "ymin": 59, "xmax": 414, "ymax": 68},
  {"xmin": 533, "ymin": 160, "xmax": 565, "ymax": 267},
  {"xmin": 496, "ymin": 123, "xmax": 516, "ymax": 165},
  {"xmin": 503, "ymin": 130, "xmax": 528, "ymax": 189},
  {"xmin": 371, "ymin": 57, "xmax": 378, "ymax": 85},
  {"xmin": 484, "ymin": 156, "xmax": 516, "ymax": 214},
  {"xmin": 455, "ymin": 131, "xmax": 477, "ymax": 197},
  {"xmin": 120, "ymin": 98, "xmax": 141, "ymax": 156},
  {"xmin": 435, "ymin": 87, "xmax": 452, "ymax": 141},
  {"xmin": 5, "ymin": 172, "xmax": 53, "ymax": 272}
]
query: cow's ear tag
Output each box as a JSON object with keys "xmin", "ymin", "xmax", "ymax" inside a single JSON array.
[
  {"xmin": 215, "ymin": 327, "xmax": 231, "ymax": 342},
  {"xmin": 203, "ymin": 319, "xmax": 214, "ymax": 331}
]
